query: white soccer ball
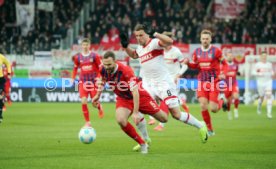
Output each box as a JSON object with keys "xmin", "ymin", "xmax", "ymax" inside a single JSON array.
[{"xmin": 78, "ymin": 127, "xmax": 96, "ymax": 144}]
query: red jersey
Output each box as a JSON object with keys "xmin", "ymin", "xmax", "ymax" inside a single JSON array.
[
  {"xmin": 191, "ymin": 46, "xmax": 222, "ymax": 81},
  {"xmin": 3, "ymin": 64, "xmax": 13, "ymax": 79},
  {"xmin": 223, "ymin": 62, "xmax": 239, "ymax": 86},
  {"xmin": 72, "ymin": 52, "xmax": 102, "ymax": 83},
  {"xmin": 100, "ymin": 62, "xmax": 138, "ymax": 100}
]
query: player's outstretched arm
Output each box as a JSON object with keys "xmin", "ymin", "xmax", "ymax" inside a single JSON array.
[
  {"xmin": 131, "ymin": 85, "xmax": 140, "ymax": 125},
  {"xmin": 154, "ymin": 32, "xmax": 173, "ymax": 47},
  {"xmin": 119, "ymin": 33, "xmax": 139, "ymax": 59}
]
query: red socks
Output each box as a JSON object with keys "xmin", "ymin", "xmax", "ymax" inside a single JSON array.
[
  {"xmin": 122, "ymin": 122, "xmax": 145, "ymax": 145},
  {"xmin": 82, "ymin": 104, "xmax": 90, "ymax": 122},
  {"xmin": 234, "ymin": 99, "xmax": 239, "ymax": 109},
  {"xmin": 201, "ymin": 110, "xmax": 213, "ymax": 131}
]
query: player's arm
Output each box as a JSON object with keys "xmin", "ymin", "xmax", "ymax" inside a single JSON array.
[
  {"xmin": 92, "ymin": 75, "xmax": 105, "ymax": 107},
  {"xmin": 153, "ymin": 32, "xmax": 173, "ymax": 47},
  {"xmin": 131, "ymin": 83, "xmax": 140, "ymax": 124},
  {"xmin": 1, "ymin": 54, "xmax": 11, "ymax": 78},
  {"xmin": 71, "ymin": 55, "xmax": 79, "ymax": 83},
  {"xmin": 119, "ymin": 33, "xmax": 139, "ymax": 59},
  {"xmin": 185, "ymin": 51, "xmax": 199, "ymax": 69}
]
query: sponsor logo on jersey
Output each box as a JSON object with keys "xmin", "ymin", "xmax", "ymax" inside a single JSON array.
[{"xmin": 81, "ymin": 65, "xmax": 92, "ymax": 71}]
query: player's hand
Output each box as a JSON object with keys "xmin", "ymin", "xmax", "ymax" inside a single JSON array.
[
  {"xmin": 119, "ymin": 33, "xmax": 129, "ymax": 48},
  {"xmin": 132, "ymin": 111, "xmax": 140, "ymax": 125}
]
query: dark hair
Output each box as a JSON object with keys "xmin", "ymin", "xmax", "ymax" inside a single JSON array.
[
  {"xmin": 81, "ymin": 38, "xmax": 91, "ymax": 44},
  {"xmin": 103, "ymin": 51, "xmax": 116, "ymax": 60},
  {"xmin": 134, "ymin": 24, "xmax": 147, "ymax": 32}
]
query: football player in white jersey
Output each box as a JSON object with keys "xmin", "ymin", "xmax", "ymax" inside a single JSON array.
[
  {"xmin": 252, "ymin": 51, "xmax": 274, "ymax": 118},
  {"xmin": 120, "ymin": 24, "xmax": 208, "ymax": 145},
  {"xmin": 148, "ymin": 31, "xmax": 190, "ymax": 131}
]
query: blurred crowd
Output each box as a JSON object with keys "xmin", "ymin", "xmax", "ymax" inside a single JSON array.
[
  {"xmin": 0, "ymin": 0, "xmax": 84, "ymax": 54},
  {"xmin": 0, "ymin": 0, "xmax": 275, "ymax": 55}
]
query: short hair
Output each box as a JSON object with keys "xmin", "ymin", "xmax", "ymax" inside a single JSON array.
[
  {"xmin": 134, "ymin": 24, "xmax": 147, "ymax": 32},
  {"xmin": 162, "ymin": 31, "xmax": 173, "ymax": 38},
  {"xmin": 81, "ymin": 38, "xmax": 91, "ymax": 44},
  {"xmin": 103, "ymin": 51, "xmax": 116, "ymax": 60},
  {"xmin": 200, "ymin": 29, "xmax": 212, "ymax": 37}
]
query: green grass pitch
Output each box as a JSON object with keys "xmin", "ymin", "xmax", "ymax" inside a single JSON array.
[{"xmin": 0, "ymin": 103, "xmax": 276, "ymax": 169}]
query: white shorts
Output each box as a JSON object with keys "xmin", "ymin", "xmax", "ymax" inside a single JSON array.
[
  {"xmin": 257, "ymin": 80, "xmax": 272, "ymax": 97},
  {"xmin": 142, "ymin": 79, "xmax": 179, "ymax": 108}
]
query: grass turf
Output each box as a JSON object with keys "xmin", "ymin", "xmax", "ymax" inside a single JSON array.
[{"xmin": 0, "ymin": 103, "xmax": 276, "ymax": 169}]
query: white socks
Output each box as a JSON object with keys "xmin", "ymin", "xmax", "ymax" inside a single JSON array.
[
  {"xmin": 267, "ymin": 99, "xmax": 272, "ymax": 116},
  {"xmin": 136, "ymin": 114, "xmax": 150, "ymax": 140},
  {"xmin": 179, "ymin": 112, "xmax": 203, "ymax": 129}
]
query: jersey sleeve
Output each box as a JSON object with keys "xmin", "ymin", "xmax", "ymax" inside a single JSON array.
[
  {"xmin": 151, "ymin": 38, "xmax": 163, "ymax": 50},
  {"xmin": 188, "ymin": 50, "xmax": 199, "ymax": 69},
  {"xmin": 176, "ymin": 48, "xmax": 185, "ymax": 62},
  {"xmin": 94, "ymin": 53, "xmax": 102, "ymax": 71},
  {"xmin": 215, "ymin": 48, "xmax": 223, "ymax": 60},
  {"xmin": 71, "ymin": 55, "xmax": 79, "ymax": 79},
  {"xmin": 124, "ymin": 66, "xmax": 138, "ymax": 91}
]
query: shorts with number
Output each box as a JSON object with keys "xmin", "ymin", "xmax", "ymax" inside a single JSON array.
[
  {"xmin": 79, "ymin": 81, "xmax": 98, "ymax": 98},
  {"xmin": 224, "ymin": 82, "xmax": 239, "ymax": 98},
  {"xmin": 116, "ymin": 88, "xmax": 160, "ymax": 115},
  {"xmin": 142, "ymin": 79, "xmax": 179, "ymax": 108},
  {"xmin": 197, "ymin": 81, "xmax": 219, "ymax": 104},
  {"xmin": 257, "ymin": 80, "xmax": 272, "ymax": 97}
]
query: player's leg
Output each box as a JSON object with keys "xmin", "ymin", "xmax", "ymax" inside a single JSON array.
[
  {"xmin": 0, "ymin": 78, "xmax": 5, "ymax": 123},
  {"xmin": 154, "ymin": 100, "xmax": 169, "ymax": 131},
  {"xmin": 4, "ymin": 79, "xmax": 11, "ymax": 105},
  {"xmin": 224, "ymin": 90, "xmax": 233, "ymax": 120},
  {"xmin": 116, "ymin": 107, "xmax": 148, "ymax": 154},
  {"xmin": 79, "ymin": 83, "xmax": 91, "ymax": 126},
  {"xmin": 233, "ymin": 92, "xmax": 239, "ymax": 118},
  {"xmin": 265, "ymin": 85, "xmax": 273, "ymax": 119},
  {"xmin": 132, "ymin": 112, "xmax": 152, "ymax": 151},
  {"xmin": 90, "ymin": 87, "xmax": 104, "ymax": 119},
  {"xmin": 257, "ymin": 84, "xmax": 265, "ymax": 115}
]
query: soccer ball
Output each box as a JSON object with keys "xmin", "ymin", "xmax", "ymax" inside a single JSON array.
[{"xmin": 78, "ymin": 127, "xmax": 96, "ymax": 144}]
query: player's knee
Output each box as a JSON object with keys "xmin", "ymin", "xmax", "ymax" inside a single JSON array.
[
  {"xmin": 116, "ymin": 118, "xmax": 128, "ymax": 127},
  {"xmin": 210, "ymin": 107, "xmax": 218, "ymax": 113}
]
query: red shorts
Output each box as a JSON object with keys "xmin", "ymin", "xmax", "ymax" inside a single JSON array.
[
  {"xmin": 4, "ymin": 79, "xmax": 11, "ymax": 94},
  {"xmin": 197, "ymin": 81, "xmax": 219, "ymax": 104},
  {"xmin": 78, "ymin": 81, "xmax": 98, "ymax": 98},
  {"xmin": 116, "ymin": 89, "xmax": 160, "ymax": 115},
  {"xmin": 224, "ymin": 83, "xmax": 239, "ymax": 99}
]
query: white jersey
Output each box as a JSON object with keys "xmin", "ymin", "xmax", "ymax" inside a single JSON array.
[
  {"xmin": 135, "ymin": 38, "xmax": 173, "ymax": 83},
  {"xmin": 253, "ymin": 61, "xmax": 274, "ymax": 83},
  {"xmin": 164, "ymin": 46, "xmax": 185, "ymax": 77},
  {"xmin": 135, "ymin": 38, "xmax": 179, "ymax": 108}
]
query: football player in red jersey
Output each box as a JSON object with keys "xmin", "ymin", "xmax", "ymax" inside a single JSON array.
[
  {"xmin": 71, "ymin": 38, "xmax": 105, "ymax": 127},
  {"xmin": 92, "ymin": 51, "xmax": 168, "ymax": 154},
  {"xmin": 186, "ymin": 30, "xmax": 227, "ymax": 136},
  {"xmin": 223, "ymin": 52, "xmax": 240, "ymax": 120},
  {"xmin": 2, "ymin": 62, "xmax": 14, "ymax": 111}
]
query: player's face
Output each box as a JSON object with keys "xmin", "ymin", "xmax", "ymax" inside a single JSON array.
[
  {"xmin": 82, "ymin": 42, "xmax": 90, "ymax": 52},
  {"xmin": 134, "ymin": 30, "xmax": 149, "ymax": 46},
  {"xmin": 226, "ymin": 52, "xmax": 233, "ymax": 62},
  {"xmin": 200, "ymin": 34, "xmax": 211, "ymax": 49},
  {"xmin": 103, "ymin": 57, "xmax": 116, "ymax": 73},
  {"xmin": 260, "ymin": 53, "xmax": 267, "ymax": 62}
]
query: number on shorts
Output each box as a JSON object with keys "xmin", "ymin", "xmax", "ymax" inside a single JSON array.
[{"xmin": 167, "ymin": 90, "xmax": 172, "ymax": 96}]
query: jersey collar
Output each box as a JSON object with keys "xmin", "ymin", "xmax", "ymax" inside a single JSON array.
[{"xmin": 201, "ymin": 45, "xmax": 212, "ymax": 52}]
